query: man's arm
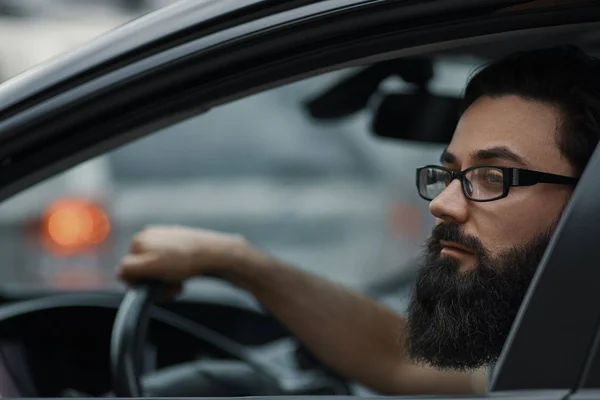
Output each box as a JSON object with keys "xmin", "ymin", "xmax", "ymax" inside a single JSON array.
[
  {"xmin": 233, "ymin": 247, "xmax": 483, "ymax": 395},
  {"xmin": 118, "ymin": 226, "xmax": 484, "ymax": 395}
]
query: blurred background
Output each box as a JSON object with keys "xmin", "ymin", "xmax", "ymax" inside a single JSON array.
[{"xmin": 0, "ymin": 0, "xmax": 481, "ymax": 313}]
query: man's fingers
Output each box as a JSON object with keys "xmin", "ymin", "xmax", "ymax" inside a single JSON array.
[
  {"xmin": 117, "ymin": 253, "xmax": 167, "ymax": 282},
  {"xmin": 129, "ymin": 235, "xmax": 146, "ymax": 254},
  {"xmin": 117, "ymin": 253, "xmax": 183, "ymax": 302}
]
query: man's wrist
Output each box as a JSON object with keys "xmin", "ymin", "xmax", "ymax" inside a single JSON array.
[
  {"xmin": 225, "ymin": 235, "xmax": 254, "ymax": 273},
  {"xmin": 193, "ymin": 235, "xmax": 266, "ymax": 289}
]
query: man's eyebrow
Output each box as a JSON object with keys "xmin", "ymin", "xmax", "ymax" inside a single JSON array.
[
  {"xmin": 439, "ymin": 148, "xmax": 455, "ymax": 164},
  {"xmin": 439, "ymin": 146, "xmax": 529, "ymax": 167},
  {"xmin": 470, "ymin": 146, "xmax": 529, "ymax": 167}
]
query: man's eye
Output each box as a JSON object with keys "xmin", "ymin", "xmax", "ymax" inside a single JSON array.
[
  {"xmin": 482, "ymin": 171, "xmax": 503, "ymax": 183},
  {"xmin": 428, "ymin": 170, "xmax": 444, "ymax": 183}
]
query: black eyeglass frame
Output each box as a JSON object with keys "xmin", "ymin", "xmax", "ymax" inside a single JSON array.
[{"xmin": 416, "ymin": 165, "xmax": 580, "ymax": 202}]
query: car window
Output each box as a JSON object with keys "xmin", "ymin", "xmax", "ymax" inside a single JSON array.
[
  {"xmin": 0, "ymin": 56, "xmax": 478, "ymax": 308},
  {"xmin": 108, "ymin": 83, "xmax": 375, "ymax": 182}
]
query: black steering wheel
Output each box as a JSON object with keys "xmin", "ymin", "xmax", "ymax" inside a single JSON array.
[
  {"xmin": 110, "ymin": 282, "xmax": 352, "ymax": 397},
  {"xmin": 110, "ymin": 282, "xmax": 163, "ymax": 397},
  {"xmin": 110, "ymin": 281, "xmax": 286, "ymax": 397}
]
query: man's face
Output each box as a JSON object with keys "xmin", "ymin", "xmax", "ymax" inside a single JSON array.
[{"xmin": 405, "ymin": 95, "xmax": 574, "ymax": 371}]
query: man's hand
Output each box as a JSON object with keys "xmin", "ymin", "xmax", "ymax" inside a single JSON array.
[
  {"xmin": 117, "ymin": 225, "xmax": 248, "ymax": 286},
  {"xmin": 115, "ymin": 225, "xmax": 480, "ymax": 395}
]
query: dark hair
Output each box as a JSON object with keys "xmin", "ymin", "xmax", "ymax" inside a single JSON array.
[{"xmin": 462, "ymin": 45, "xmax": 600, "ymax": 176}]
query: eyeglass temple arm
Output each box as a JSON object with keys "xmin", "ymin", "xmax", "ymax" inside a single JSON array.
[{"xmin": 512, "ymin": 169, "xmax": 579, "ymax": 186}]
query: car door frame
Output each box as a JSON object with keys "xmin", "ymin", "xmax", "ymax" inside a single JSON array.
[
  {"xmin": 0, "ymin": 0, "xmax": 598, "ymax": 200},
  {"xmin": 0, "ymin": 0, "xmax": 600, "ymax": 398}
]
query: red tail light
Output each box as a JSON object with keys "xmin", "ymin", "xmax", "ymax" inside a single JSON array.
[{"xmin": 40, "ymin": 198, "xmax": 110, "ymax": 255}]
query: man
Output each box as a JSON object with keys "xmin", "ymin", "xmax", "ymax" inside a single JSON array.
[{"xmin": 117, "ymin": 45, "xmax": 600, "ymax": 394}]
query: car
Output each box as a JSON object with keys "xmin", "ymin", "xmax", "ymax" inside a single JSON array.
[
  {"xmin": 0, "ymin": 0, "xmax": 597, "ymax": 399},
  {"xmin": 0, "ymin": 0, "xmax": 183, "ymax": 291}
]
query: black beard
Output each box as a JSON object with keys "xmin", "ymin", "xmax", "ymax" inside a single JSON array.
[{"xmin": 404, "ymin": 221, "xmax": 556, "ymax": 371}]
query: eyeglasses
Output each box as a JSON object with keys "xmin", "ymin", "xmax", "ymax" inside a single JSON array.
[{"xmin": 416, "ymin": 165, "xmax": 579, "ymax": 202}]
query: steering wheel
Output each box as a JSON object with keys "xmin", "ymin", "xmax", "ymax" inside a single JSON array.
[
  {"xmin": 110, "ymin": 282, "xmax": 161, "ymax": 397},
  {"xmin": 111, "ymin": 282, "xmax": 353, "ymax": 397},
  {"xmin": 110, "ymin": 281, "xmax": 283, "ymax": 397}
]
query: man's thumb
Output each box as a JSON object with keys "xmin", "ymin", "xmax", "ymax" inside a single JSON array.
[{"xmin": 117, "ymin": 253, "xmax": 164, "ymax": 281}]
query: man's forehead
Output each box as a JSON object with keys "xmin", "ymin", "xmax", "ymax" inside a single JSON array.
[{"xmin": 443, "ymin": 95, "xmax": 565, "ymax": 169}]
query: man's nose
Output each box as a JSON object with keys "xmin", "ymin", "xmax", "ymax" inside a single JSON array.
[{"xmin": 429, "ymin": 179, "xmax": 469, "ymax": 223}]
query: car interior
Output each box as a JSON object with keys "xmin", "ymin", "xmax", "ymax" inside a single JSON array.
[{"xmin": 0, "ymin": 1, "xmax": 599, "ymax": 399}]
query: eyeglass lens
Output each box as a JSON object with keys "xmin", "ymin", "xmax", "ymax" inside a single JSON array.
[{"xmin": 418, "ymin": 166, "xmax": 505, "ymax": 201}]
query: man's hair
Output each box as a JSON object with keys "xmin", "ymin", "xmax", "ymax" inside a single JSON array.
[{"xmin": 462, "ymin": 45, "xmax": 600, "ymax": 176}]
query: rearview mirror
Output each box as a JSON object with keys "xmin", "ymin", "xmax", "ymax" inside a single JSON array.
[{"xmin": 371, "ymin": 92, "xmax": 461, "ymax": 144}]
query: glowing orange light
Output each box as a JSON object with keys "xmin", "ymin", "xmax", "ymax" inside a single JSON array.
[{"xmin": 41, "ymin": 198, "xmax": 110, "ymax": 255}]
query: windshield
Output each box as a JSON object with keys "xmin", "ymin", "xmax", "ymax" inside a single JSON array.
[
  {"xmin": 0, "ymin": 55, "xmax": 480, "ymax": 303},
  {"xmin": 108, "ymin": 79, "xmax": 375, "ymax": 182}
]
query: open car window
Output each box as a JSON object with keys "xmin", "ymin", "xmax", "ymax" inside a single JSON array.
[
  {"xmin": 107, "ymin": 71, "xmax": 379, "ymax": 182},
  {"xmin": 0, "ymin": 56, "xmax": 479, "ymax": 308}
]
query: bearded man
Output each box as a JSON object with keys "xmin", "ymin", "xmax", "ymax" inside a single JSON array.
[{"xmin": 117, "ymin": 45, "xmax": 599, "ymax": 394}]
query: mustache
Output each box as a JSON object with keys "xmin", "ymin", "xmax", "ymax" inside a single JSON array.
[{"xmin": 428, "ymin": 222, "xmax": 486, "ymax": 257}]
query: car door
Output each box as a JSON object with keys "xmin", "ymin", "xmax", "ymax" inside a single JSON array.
[
  {"xmin": 488, "ymin": 132, "xmax": 600, "ymax": 394},
  {"xmin": 0, "ymin": 0, "xmax": 600, "ymax": 399}
]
